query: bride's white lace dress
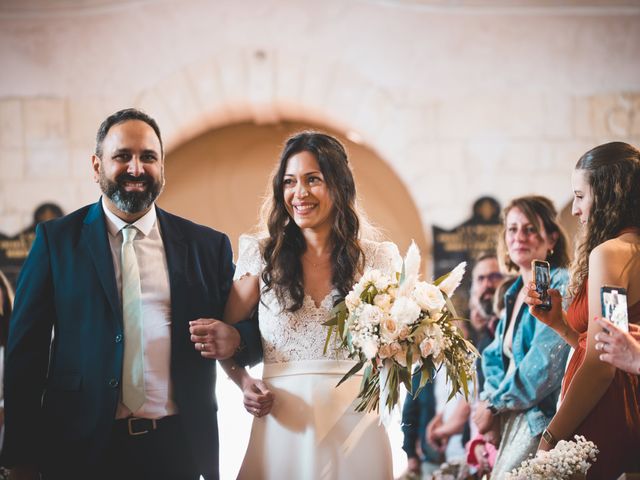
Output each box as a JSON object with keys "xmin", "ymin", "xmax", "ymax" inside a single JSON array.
[{"xmin": 235, "ymin": 236, "xmax": 400, "ymax": 480}]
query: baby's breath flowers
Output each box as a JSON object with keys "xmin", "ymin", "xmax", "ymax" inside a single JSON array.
[
  {"xmin": 324, "ymin": 242, "xmax": 478, "ymax": 416},
  {"xmin": 506, "ymin": 435, "xmax": 599, "ymax": 480}
]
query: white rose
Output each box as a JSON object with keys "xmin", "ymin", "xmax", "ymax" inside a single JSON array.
[
  {"xmin": 420, "ymin": 337, "xmax": 435, "ymax": 357},
  {"xmin": 359, "ymin": 303, "xmax": 385, "ymax": 327},
  {"xmin": 412, "ymin": 281, "xmax": 446, "ymax": 313},
  {"xmin": 373, "ymin": 293, "xmax": 392, "ymax": 311},
  {"xmin": 345, "ymin": 289, "xmax": 361, "ymax": 312},
  {"xmin": 380, "ymin": 316, "xmax": 400, "ymax": 342},
  {"xmin": 390, "ymin": 296, "xmax": 421, "ymax": 327},
  {"xmin": 419, "ymin": 324, "xmax": 445, "ymax": 360},
  {"xmin": 361, "ymin": 336, "xmax": 379, "ymax": 359},
  {"xmin": 361, "ymin": 269, "xmax": 381, "ymax": 286}
]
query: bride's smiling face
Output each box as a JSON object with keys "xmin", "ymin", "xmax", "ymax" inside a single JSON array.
[{"xmin": 283, "ymin": 150, "xmax": 335, "ymax": 232}]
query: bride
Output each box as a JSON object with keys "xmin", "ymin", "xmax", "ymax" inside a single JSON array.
[{"xmin": 221, "ymin": 132, "xmax": 400, "ymax": 479}]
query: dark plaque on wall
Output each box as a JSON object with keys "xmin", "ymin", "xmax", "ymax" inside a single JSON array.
[
  {"xmin": 432, "ymin": 196, "xmax": 502, "ymax": 318},
  {"xmin": 0, "ymin": 203, "xmax": 64, "ymax": 287}
]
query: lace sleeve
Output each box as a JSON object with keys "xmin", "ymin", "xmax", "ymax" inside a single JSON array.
[
  {"xmin": 233, "ymin": 234, "xmax": 263, "ymax": 281},
  {"xmin": 366, "ymin": 240, "xmax": 402, "ymax": 277}
]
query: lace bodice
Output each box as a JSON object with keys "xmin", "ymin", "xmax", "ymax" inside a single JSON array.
[{"xmin": 234, "ymin": 235, "xmax": 401, "ymax": 364}]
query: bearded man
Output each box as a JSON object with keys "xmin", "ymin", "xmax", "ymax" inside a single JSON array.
[{"xmin": 2, "ymin": 108, "xmax": 261, "ymax": 480}]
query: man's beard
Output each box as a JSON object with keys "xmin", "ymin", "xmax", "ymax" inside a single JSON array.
[
  {"xmin": 99, "ymin": 171, "xmax": 163, "ymax": 214},
  {"xmin": 478, "ymin": 293, "xmax": 495, "ymax": 318}
]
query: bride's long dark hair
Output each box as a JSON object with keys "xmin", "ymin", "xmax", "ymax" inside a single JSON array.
[{"xmin": 261, "ymin": 132, "xmax": 364, "ymax": 312}]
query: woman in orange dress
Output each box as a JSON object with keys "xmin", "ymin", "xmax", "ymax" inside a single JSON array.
[{"xmin": 526, "ymin": 141, "xmax": 640, "ymax": 479}]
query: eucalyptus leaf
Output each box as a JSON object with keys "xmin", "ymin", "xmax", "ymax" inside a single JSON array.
[{"xmin": 336, "ymin": 361, "xmax": 365, "ymax": 387}]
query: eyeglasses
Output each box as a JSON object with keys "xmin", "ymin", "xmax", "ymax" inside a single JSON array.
[{"xmin": 476, "ymin": 273, "xmax": 503, "ymax": 283}]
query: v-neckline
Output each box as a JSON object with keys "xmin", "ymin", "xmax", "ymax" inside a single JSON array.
[{"xmin": 304, "ymin": 291, "xmax": 334, "ymax": 310}]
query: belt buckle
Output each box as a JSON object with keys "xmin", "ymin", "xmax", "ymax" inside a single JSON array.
[{"xmin": 127, "ymin": 417, "xmax": 157, "ymax": 436}]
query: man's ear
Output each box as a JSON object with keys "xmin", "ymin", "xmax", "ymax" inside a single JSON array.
[{"xmin": 91, "ymin": 154, "xmax": 100, "ymax": 183}]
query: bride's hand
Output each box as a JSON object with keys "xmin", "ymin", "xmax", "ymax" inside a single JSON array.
[
  {"xmin": 523, "ymin": 282, "xmax": 564, "ymax": 330},
  {"xmin": 241, "ymin": 377, "xmax": 274, "ymax": 418}
]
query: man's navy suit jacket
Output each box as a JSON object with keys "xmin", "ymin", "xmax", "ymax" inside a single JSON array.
[{"xmin": 2, "ymin": 200, "xmax": 261, "ymax": 477}]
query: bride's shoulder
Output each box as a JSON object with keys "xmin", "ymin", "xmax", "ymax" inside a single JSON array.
[
  {"xmin": 235, "ymin": 234, "xmax": 267, "ymax": 279},
  {"xmin": 360, "ymin": 239, "xmax": 402, "ymax": 271}
]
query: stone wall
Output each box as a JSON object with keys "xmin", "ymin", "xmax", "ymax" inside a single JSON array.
[{"xmin": 1, "ymin": 0, "xmax": 639, "ymax": 236}]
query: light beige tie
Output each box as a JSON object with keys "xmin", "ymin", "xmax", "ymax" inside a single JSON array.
[{"xmin": 121, "ymin": 226, "xmax": 145, "ymax": 412}]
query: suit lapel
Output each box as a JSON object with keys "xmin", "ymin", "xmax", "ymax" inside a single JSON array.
[
  {"xmin": 81, "ymin": 201, "xmax": 121, "ymax": 318},
  {"xmin": 157, "ymin": 208, "xmax": 188, "ymax": 328}
]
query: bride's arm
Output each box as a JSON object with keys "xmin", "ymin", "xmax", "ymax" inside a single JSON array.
[
  {"xmin": 220, "ymin": 275, "xmax": 274, "ymax": 416},
  {"xmin": 223, "ymin": 275, "xmax": 260, "ymax": 324},
  {"xmin": 220, "ymin": 357, "xmax": 274, "ymax": 417}
]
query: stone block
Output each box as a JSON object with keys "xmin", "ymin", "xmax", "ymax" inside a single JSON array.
[
  {"xmin": 246, "ymin": 49, "xmax": 279, "ymax": 124},
  {"xmin": 0, "ymin": 209, "xmax": 24, "ymax": 237},
  {"xmin": 350, "ymin": 87, "xmax": 394, "ymax": 144},
  {"xmin": 70, "ymin": 147, "xmax": 93, "ymax": 181},
  {"xmin": 323, "ymin": 64, "xmax": 371, "ymax": 129},
  {"xmin": 68, "ymin": 98, "xmax": 111, "ymax": 148},
  {"xmin": 1, "ymin": 178, "xmax": 78, "ymax": 222},
  {"xmin": 215, "ymin": 51, "xmax": 251, "ymax": 121},
  {"xmin": 78, "ymin": 178, "xmax": 102, "ymax": 206},
  {"xmin": 24, "ymin": 146, "xmax": 70, "ymax": 179},
  {"xmin": 274, "ymin": 53, "xmax": 304, "ymax": 106},
  {"xmin": 23, "ymin": 98, "xmax": 68, "ymax": 149},
  {"xmin": 0, "ymin": 147, "xmax": 25, "ymax": 181},
  {"xmin": 298, "ymin": 58, "xmax": 335, "ymax": 119},
  {"xmin": 133, "ymin": 88, "xmax": 181, "ymax": 149},
  {"xmin": 437, "ymin": 93, "xmax": 548, "ymax": 140},
  {"xmin": 0, "ymin": 99, "xmax": 23, "ymax": 149},
  {"xmin": 541, "ymin": 94, "xmax": 573, "ymax": 139},
  {"xmin": 155, "ymin": 70, "xmax": 203, "ymax": 130},
  {"xmin": 577, "ymin": 93, "xmax": 640, "ymax": 138},
  {"xmin": 183, "ymin": 59, "xmax": 237, "ymax": 130}
]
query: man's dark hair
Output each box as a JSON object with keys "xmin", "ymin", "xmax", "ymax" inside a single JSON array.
[
  {"xmin": 95, "ymin": 108, "xmax": 163, "ymax": 158},
  {"xmin": 473, "ymin": 251, "xmax": 498, "ymax": 266}
]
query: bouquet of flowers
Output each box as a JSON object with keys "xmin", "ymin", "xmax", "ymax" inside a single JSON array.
[
  {"xmin": 323, "ymin": 242, "xmax": 478, "ymax": 416},
  {"xmin": 505, "ymin": 435, "xmax": 599, "ymax": 480}
]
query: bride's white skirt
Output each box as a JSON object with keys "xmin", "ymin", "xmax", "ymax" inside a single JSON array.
[{"xmin": 237, "ymin": 359, "xmax": 393, "ymax": 480}]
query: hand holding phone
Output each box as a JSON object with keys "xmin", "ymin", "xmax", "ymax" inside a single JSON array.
[
  {"xmin": 532, "ymin": 260, "xmax": 552, "ymax": 311},
  {"xmin": 601, "ymin": 285, "xmax": 629, "ymax": 332}
]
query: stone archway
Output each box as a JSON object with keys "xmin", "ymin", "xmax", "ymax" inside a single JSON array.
[{"xmin": 134, "ymin": 50, "xmax": 430, "ymax": 259}]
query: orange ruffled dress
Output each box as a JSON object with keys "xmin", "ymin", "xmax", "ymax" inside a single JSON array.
[{"xmin": 563, "ymin": 282, "xmax": 640, "ymax": 479}]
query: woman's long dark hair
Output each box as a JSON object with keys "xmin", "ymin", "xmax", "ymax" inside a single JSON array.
[
  {"xmin": 261, "ymin": 132, "xmax": 364, "ymax": 312},
  {"xmin": 569, "ymin": 142, "xmax": 640, "ymax": 296}
]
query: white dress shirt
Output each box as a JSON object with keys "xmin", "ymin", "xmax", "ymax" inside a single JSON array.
[{"xmin": 101, "ymin": 198, "xmax": 178, "ymax": 419}]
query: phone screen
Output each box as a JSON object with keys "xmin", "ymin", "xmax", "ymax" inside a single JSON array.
[
  {"xmin": 533, "ymin": 260, "xmax": 551, "ymax": 311},
  {"xmin": 601, "ymin": 286, "xmax": 629, "ymax": 332}
]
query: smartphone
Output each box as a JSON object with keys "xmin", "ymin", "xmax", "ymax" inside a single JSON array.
[
  {"xmin": 532, "ymin": 260, "xmax": 552, "ymax": 311},
  {"xmin": 601, "ymin": 285, "xmax": 629, "ymax": 332}
]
